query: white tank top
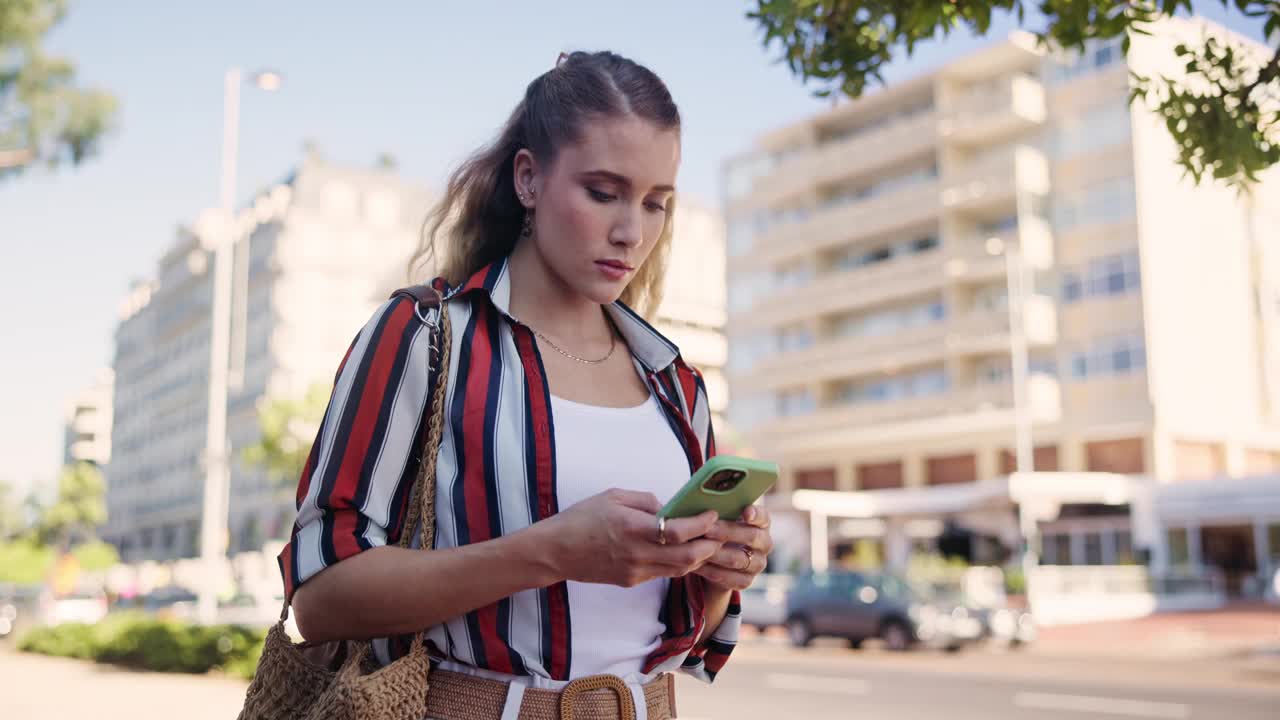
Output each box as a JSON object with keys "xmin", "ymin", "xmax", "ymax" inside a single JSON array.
[{"xmin": 550, "ymin": 391, "xmax": 694, "ymax": 680}]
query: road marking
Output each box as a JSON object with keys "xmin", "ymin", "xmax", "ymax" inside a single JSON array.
[
  {"xmin": 765, "ymin": 673, "xmax": 870, "ymax": 696},
  {"xmin": 1013, "ymin": 691, "xmax": 1191, "ymax": 719}
]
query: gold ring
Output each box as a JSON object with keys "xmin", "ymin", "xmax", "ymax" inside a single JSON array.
[
  {"xmin": 741, "ymin": 545, "xmax": 754, "ymax": 569},
  {"xmin": 657, "ymin": 515, "xmax": 668, "ymax": 545}
]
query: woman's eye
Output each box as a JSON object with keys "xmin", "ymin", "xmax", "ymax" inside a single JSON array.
[
  {"xmin": 587, "ymin": 188, "xmax": 615, "ymax": 203},
  {"xmin": 644, "ymin": 201, "xmax": 667, "ymax": 214}
]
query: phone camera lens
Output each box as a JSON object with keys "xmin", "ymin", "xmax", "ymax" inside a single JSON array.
[{"xmin": 705, "ymin": 469, "xmax": 746, "ymax": 492}]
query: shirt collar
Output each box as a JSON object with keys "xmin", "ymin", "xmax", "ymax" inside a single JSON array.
[{"xmin": 447, "ymin": 256, "xmax": 680, "ymax": 373}]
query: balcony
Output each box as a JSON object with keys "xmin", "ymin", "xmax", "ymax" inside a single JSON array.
[
  {"xmin": 744, "ymin": 323, "xmax": 949, "ymax": 392},
  {"xmin": 747, "ymin": 111, "xmax": 938, "ymax": 209},
  {"xmin": 940, "ymin": 74, "xmax": 1046, "ymax": 146},
  {"xmin": 741, "ymin": 249, "xmax": 949, "ymax": 330},
  {"xmin": 941, "ymin": 145, "xmax": 1049, "ymax": 216},
  {"xmin": 749, "ymin": 180, "xmax": 941, "ymax": 269},
  {"xmin": 762, "ymin": 376, "xmax": 1062, "ymax": 454},
  {"xmin": 946, "ymin": 295, "xmax": 1059, "ymax": 356}
]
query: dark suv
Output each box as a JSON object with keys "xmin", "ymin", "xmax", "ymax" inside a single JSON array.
[{"xmin": 784, "ymin": 571, "xmax": 981, "ymax": 652}]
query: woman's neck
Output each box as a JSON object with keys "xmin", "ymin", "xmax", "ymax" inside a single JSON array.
[{"xmin": 506, "ymin": 239, "xmax": 613, "ymax": 344}]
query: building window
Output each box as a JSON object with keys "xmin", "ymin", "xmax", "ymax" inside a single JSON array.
[
  {"xmin": 832, "ymin": 298, "xmax": 947, "ymax": 340},
  {"xmin": 910, "ymin": 235, "xmax": 940, "ymax": 253},
  {"xmin": 1168, "ymin": 527, "xmax": 1191, "ymax": 567},
  {"xmin": 795, "ymin": 468, "xmax": 837, "ymax": 491},
  {"xmin": 1085, "ymin": 437, "xmax": 1145, "ymax": 474},
  {"xmin": 1115, "ymin": 529, "xmax": 1135, "ymax": 564},
  {"xmin": 1043, "ymin": 533, "xmax": 1072, "ymax": 565},
  {"xmin": 1000, "ymin": 445, "xmax": 1060, "ymax": 474},
  {"xmin": 777, "ymin": 388, "xmax": 816, "ymax": 417},
  {"xmin": 1070, "ymin": 334, "xmax": 1146, "ymax": 380},
  {"xmin": 835, "ymin": 367, "xmax": 949, "ymax": 406},
  {"xmin": 926, "ymin": 453, "xmax": 977, "ymax": 485},
  {"xmin": 1086, "ymin": 251, "xmax": 1141, "ymax": 298},
  {"xmin": 857, "ymin": 461, "xmax": 904, "ymax": 491},
  {"xmin": 1062, "ymin": 271, "xmax": 1083, "ymax": 303},
  {"xmin": 778, "ymin": 324, "xmax": 815, "ymax": 352},
  {"xmin": 1084, "ymin": 532, "xmax": 1104, "ymax": 565}
]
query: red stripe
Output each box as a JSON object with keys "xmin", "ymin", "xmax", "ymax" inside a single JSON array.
[
  {"xmin": 327, "ymin": 300, "xmax": 415, "ymax": 508},
  {"xmin": 650, "ymin": 374, "xmax": 703, "ymax": 473},
  {"xmin": 278, "ymin": 540, "xmax": 296, "ymax": 600},
  {"xmin": 329, "ymin": 509, "xmax": 361, "ymax": 559},
  {"xmin": 460, "ymin": 307, "xmax": 512, "ymax": 673},
  {"xmin": 515, "ymin": 327, "xmax": 570, "ymax": 679},
  {"xmin": 460, "ymin": 262, "xmax": 495, "ymax": 292},
  {"xmin": 676, "ymin": 365, "xmax": 699, "ymax": 419}
]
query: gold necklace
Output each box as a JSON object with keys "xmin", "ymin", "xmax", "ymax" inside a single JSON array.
[{"xmin": 522, "ymin": 323, "xmax": 617, "ymax": 365}]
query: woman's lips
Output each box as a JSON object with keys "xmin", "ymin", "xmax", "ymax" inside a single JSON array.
[{"xmin": 595, "ymin": 260, "xmax": 632, "ymax": 281}]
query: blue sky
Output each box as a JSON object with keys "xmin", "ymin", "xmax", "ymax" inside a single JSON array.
[{"xmin": 0, "ymin": 2, "xmax": 1269, "ymax": 496}]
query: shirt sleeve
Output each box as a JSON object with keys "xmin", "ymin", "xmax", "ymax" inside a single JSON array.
[
  {"xmin": 678, "ymin": 364, "xmax": 743, "ymax": 683},
  {"xmin": 277, "ymin": 295, "xmax": 436, "ymax": 600},
  {"xmin": 679, "ymin": 588, "xmax": 742, "ymax": 683}
]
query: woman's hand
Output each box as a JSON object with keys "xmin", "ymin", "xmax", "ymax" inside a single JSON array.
[
  {"xmin": 541, "ymin": 489, "xmax": 723, "ymax": 588},
  {"xmin": 693, "ymin": 505, "xmax": 773, "ymax": 592}
]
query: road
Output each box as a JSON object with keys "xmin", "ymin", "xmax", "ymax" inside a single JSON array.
[
  {"xmin": 674, "ymin": 640, "xmax": 1280, "ymax": 719},
  {"xmin": 2, "ymin": 638, "xmax": 1277, "ymax": 719}
]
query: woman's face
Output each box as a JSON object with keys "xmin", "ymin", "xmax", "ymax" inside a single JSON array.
[{"xmin": 519, "ymin": 114, "xmax": 680, "ymax": 306}]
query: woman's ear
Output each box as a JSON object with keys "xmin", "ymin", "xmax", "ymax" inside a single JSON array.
[{"xmin": 513, "ymin": 149, "xmax": 539, "ymax": 207}]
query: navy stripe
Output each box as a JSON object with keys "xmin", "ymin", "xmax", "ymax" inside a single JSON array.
[
  {"xmin": 449, "ymin": 299, "xmax": 489, "ymax": 667},
  {"xmin": 483, "ymin": 261, "xmax": 505, "ymax": 291},
  {"xmin": 314, "ymin": 299, "xmax": 402, "ymax": 534},
  {"xmin": 518, "ymin": 325, "xmax": 556, "ymax": 676},
  {"xmin": 481, "ymin": 306, "xmax": 527, "ymax": 675},
  {"xmin": 526, "ymin": 329, "xmax": 569, "ymax": 679},
  {"xmin": 353, "ymin": 318, "xmax": 421, "ymax": 522}
]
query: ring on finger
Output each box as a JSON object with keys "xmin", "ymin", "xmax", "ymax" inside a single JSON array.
[
  {"xmin": 657, "ymin": 515, "xmax": 668, "ymax": 546},
  {"xmin": 741, "ymin": 545, "xmax": 754, "ymax": 569}
]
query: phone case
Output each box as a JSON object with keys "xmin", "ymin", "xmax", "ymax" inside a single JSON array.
[{"xmin": 659, "ymin": 455, "xmax": 779, "ymax": 520}]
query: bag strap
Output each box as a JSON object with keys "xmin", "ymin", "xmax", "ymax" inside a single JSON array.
[
  {"xmin": 392, "ymin": 282, "xmax": 450, "ymax": 556},
  {"xmin": 388, "ymin": 283, "xmax": 451, "ymax": 654},
  {"xmin": 274, "ymin": 283, "xmax": 451, "ymax": 629}
]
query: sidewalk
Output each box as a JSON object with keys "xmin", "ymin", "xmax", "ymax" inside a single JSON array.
[
  {"xmin": 1032, "ymin": 603, "xmax": 1280, "ymax": 665},
  {"xmin": 0, "ymin": 645, "xmax": 249, "ymax": 720}
]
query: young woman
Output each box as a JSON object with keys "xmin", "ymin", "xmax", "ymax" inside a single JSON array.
[{"xmin": 281, "ymin": 50, "xmax": 773, "ymax": 720}]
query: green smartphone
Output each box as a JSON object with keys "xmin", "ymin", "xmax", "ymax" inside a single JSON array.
[{"xmin": 659, "ymin": 455, "xmax": 779, "ymax": 521}]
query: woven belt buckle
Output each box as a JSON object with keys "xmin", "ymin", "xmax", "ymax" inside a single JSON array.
[{"xmin": 558, "ymin": 674, "xmax": 636, "ymax": 720}]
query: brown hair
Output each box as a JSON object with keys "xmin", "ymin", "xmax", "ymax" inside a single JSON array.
[{"xmin": 409, "ymin": 50, "xmax": 681, "ymax": 316}]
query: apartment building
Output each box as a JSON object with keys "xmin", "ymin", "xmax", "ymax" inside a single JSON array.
[
  {"xmin": 106, "ymin": 154, "xmax": 432, "ymax": 561},
  {"xmin": 724, "ymin": 18, "xmax": 1280, "ymax": 585},
  {"xmin": 63, "ymin": 368, "xmax": 114, "ymax": 468},
  {"xmin": 655, "ymin": 198, "xmax": 730, "ymax": 428}
]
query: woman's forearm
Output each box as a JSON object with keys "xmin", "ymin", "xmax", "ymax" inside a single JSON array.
[
  {"xmin": 697, "ymin": 583, "xmax": 733, "ymax": 646},
  {"xmin": 292, "ymin": 522, "xmax": 562, "ymax": 642}
]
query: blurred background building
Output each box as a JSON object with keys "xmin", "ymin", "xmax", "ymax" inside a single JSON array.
[
  {"xmin": 63, "ymin": 368, "xmax": 114, "ymax": 468},
  {"xmin": 655, "ymin": 198, "xmax": 730, "ymax": 431},
  {"xmin": 101, "ymin": 152, "xmax": 731, "ymax": 567},
  {"xmin": 104, "ymin": 152, "xmax": 432, "ymax": 562},
  {"xmin": 724, "ymin": 17, "xmax": 1280, "ymax": 607}
]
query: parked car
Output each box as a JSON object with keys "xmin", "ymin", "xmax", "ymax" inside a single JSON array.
[
  {"xmin": 114, "ymin": 585, "xmax": 199, "ymax": 621},
  {"xmin": 784, "ymin": 571, "xmax": 983, "ymax": 652},
  {"xmin": 740, "ymin": 574, "xmax": 793, "ymax": 631},
  {"xmin": 217, "ymin": 592, "xmax": 284, "ymax": 627}
]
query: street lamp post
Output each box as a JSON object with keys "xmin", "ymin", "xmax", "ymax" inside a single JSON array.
[
  {"xmin": 987, "ymin": 209, "xmax": 1039, "ymax": 593},
  {"xmin": 197, "ymin": 67, "xmax": 280, "ymax": 626}
]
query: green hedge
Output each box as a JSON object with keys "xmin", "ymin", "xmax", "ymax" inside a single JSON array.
[{"xmin": 18, "ymin": 613, "xmax": 266, "ymax": 679}]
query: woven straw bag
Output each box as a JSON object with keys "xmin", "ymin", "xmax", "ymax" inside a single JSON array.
[{"xmin": 238, "ymin": 285, "xmax": 451, "ymax": 720}]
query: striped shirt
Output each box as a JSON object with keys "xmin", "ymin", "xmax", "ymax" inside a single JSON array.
[{"xmin": 278, "ymin": 256, "xmax": 740, "ymax": 683}]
